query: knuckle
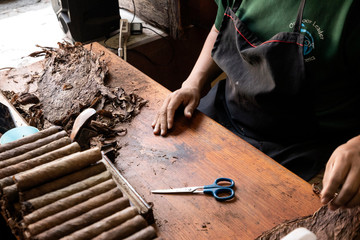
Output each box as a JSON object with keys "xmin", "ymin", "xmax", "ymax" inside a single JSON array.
[
  {"xmin": 159, "ymin": 108, "xmax": 167, "ymax": 115},
  {"xmin": 341, "ymin": 185, "xmax": 356, "ymax": 197},
  {"xmin": 330, "ymin": 176, "xmax": 343, "ymax": 187},
  {"xmin": 167, "ymin": 105, "xmax": 176, "ymax": 112},
  {"xmin": 170, "ymin": 91, "xmax": 180, "ymax": 98}
]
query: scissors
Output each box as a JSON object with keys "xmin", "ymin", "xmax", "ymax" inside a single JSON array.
[{"xmin": 151, "ymin": 177, "xmax": 235, "ymax": 201}]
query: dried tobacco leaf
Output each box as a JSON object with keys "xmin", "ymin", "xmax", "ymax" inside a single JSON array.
[
  {"xmin": 256, "ymin": 205, "xmax": 360, "ymax": 240},
  {"xmin": 16, "ymin": 93, "xmax": 39, "ymax": 105},
  {"xmin": 3, "ymin": 42, "xmax": 147, "ymax": 156},
  {"xmin": 36, "ymin": 42, "xmax": 109, "ymax": 125},
  {"xmin": 2, "ymin": 90, "xmax": 45, "ymax": 130}
]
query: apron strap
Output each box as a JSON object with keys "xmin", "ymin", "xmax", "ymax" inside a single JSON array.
[
  {"xmin": 221, "ymin": 0, "xmax": 242, "ymax": 13},
  {"xmin": 293, "ymin": 0, "xmax": 306, "ymax": 33},
  {"xmin": 232, "ymin": 0, "xmax": 242, "ymax": 13}
]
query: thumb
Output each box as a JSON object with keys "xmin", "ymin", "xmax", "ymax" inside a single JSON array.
[{"xmin": 184, "ymin": 101, "xmax": 197, "ymax": 119}]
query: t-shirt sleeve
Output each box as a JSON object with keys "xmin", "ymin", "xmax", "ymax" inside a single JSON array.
[{"xmin": 214, "ymin": 0, "xmax": 228, "ymax": 30}]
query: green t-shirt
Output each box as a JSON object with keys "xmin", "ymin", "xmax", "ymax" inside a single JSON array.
[{"xmin": 214, "ymin": 0, "xmax": 360, "ymax": 136}]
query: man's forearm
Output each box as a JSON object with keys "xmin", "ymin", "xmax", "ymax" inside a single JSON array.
[{"xmin": 182, "ymin": 25, "xmax": 222, "ymax": 91}]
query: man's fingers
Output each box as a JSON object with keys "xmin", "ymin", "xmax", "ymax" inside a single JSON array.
[
  {"xmin": 152, "ymin": 88, "xmax": 199, "ymax": 136},
  {"xmin": 184, "ymin": 98, "xmax": 198, "ymax": 119},
  {"xmin": 331, "ymin": 167, "xmax": 360, "ymax": 208},
  {"xmin": 345, "ymin": 188, "xmax": 360, "ymax": 208},
  {"xmin": 152, "ymin": 98, "xmax": 171, "ymax": 135},
  {"xmin": 166, "ymin": 94, "xmax": 184, "ymax": 129},
  {"xmin": 152, "ymin": 113, "xmax": 162, "ymax": 135},
  {"xmin": 151, "ymin": 116, "xmax": 158, "ymax": 128},
  {"xmin": 322, "ymin": 158, "xmax": 333, "ymax": 190},
  {"xmin": 160, "ymin": 106, "xmax": 169, "ymax": 136},
  {"xmin": 321, "ymin": 156, "xmax": 350, "ymax": 204}
]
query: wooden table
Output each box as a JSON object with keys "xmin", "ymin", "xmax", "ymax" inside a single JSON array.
[{"xmin": 0, "ymin": 42, "xmax": 322, "ymax": 239}]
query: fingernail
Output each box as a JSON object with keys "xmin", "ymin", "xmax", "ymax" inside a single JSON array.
[{"xmin": 153, "ymin": 126, "xmax": 159, "ymax": 135}]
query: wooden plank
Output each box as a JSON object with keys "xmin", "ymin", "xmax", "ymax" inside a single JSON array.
[
  {"xmin": 0, "ymin": 43, "xmax": 322, "ymax": 239},
  {"xmin": 88, "ymin": 42, "xmax": 322, "ymax": 239},
  {"xmin": 119, "ymin": 0, "xmax": 179, "ymax": 37}
]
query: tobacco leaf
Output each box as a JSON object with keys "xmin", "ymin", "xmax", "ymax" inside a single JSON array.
[
  {"xmin": 3, "ymin": 42, "xmax": 147, "ymax": 156},
  {"xmin": 16, "ymin": 93, "xmax": 39, "ymax": 105},
  {"xmin": 36, "ymin": 42, "xmax": 109, "ymax": 125},
  {"xmin": 256, "ymin": 205, "xmax": 360, "ymax": 240}
]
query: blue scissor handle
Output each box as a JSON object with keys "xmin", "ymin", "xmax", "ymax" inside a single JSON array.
[
  {"xmin": 203, "ymin": 178, "xmax": 235, "ymax": 201},
  {"xmin": 204, "ymin": 177, "xmax": 235, "ymax": 189}
]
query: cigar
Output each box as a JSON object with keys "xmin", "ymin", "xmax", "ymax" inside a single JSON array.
[
  {"xmin": 20, "ymin": 162, "xmax": 106, "ymax": 201},
  {"xmin": 25, "ymin": 179, "xmax": 118, "ymax": 231},
  {"xmin": 32, "ymin": 196, "xmax": 131, "ymax": 240},
  {"xmin": 0, "ymin": 176, "xmax": 14, "ymax": 192},
  {"xmin": 1, "ymin": 186, "xmax": 22, "ymax": 227},
  {"xmin": 123, "ymin": 225, "xmax": 157, "ymax": 240},
  {"xmin": 24, "ymin": 187, "xmax": 123, "ymax": 235},
  {"xmin": 0, "ymin": 130, "xmax": 68, "ymax": 162},
  {"xmin": 0, "ymin": 126, "xmax": 62, "ymax": 154},
  {"xmin": 91, "ymin": 213, "xmax": 147, "ymax": 240},
  {"xmin": 2, "ymin": 184, "xmax": 18, "ymax": 203},
  {"xmin": 0, "ymin": 137, "xmax": 71, "ymax": 170},
  {"xmin": 57, "ymin": 207, "xmax": 139, "ymax": 240},
  {"xmin": 14, "ymin": 147, "xmax": 102, "ymax": 191},
  {"xmin": 22, "ymin": 170, "xmax": 112, "ymax": 213},
  {"xmin": 0, "ymin": 141, "xmax": 78, "ymax": 180}
]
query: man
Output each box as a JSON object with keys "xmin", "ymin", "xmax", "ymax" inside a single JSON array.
[{"xmin": 152, "ymin": 0, "xmax": 360, "ymax": 210}]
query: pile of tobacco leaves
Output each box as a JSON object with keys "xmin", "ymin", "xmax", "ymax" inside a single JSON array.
[
  {"xmin": 4, "ymin": 42, "xmax": 147, "ymax": 158},
  {"xmin": 256, "ymin": 195, "xmax": 360, "ymax": 240}
]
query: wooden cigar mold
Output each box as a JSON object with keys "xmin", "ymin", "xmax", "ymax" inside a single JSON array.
[{"xmin": 0, "ymin": 127, "xmax": 156, "ymax": 240}]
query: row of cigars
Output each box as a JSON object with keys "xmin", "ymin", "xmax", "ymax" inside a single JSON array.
[{"xmin": 0, "ymin": 126, "xmax": 157, "ymax": 240}]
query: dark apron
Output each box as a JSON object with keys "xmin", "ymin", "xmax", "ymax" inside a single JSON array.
[{"xmin": 198, "ymin": 0, "xmax": 340, "ymax": 180}]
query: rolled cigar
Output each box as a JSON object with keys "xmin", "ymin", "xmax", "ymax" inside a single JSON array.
[
  {"xmin": 0, "ymin": 137, "xmax": 71, "ymax": 170},
  {"xmin": 91, "ymin": 213, "xmax": 147, "ymax": 240},
  {"xmin": 0, "ymin": 130, "xmax": 68, "ymax": 162},
  {"xmin": 61, "ymin": 207, "xmax": 140, "ymax": 240},
  {"xmin": 24, "ymin": 187, "xmax": 123, "ymax": 234},
  {"xmin": 22, "ymin": 170, "xmax": 112, "ymax": 212},
  {"xmin": 33, "ymin": 196, "xmax": 131, "ymax": 240},
  {"xmin": 0, "ymin": 126, "xmax": 62, "ymax": 154},
  {"xmin": 3, "ymin": 184, "xmax": 18, "ymax": 203},
  {"xmin": 0, "ymin": 141, "xmax": 78, "ymax": 180},
  {"xmin": 20, "ymin": 162, "xmax": 106, "ymax": 201},
  {"xmin": 25, "ymin": 179, "xmax": 118, "ymax": 231},
  {"xmin": 123, "ymin": 225, "xmax": 157, "ymax": 240},
  {"xmin": 0, "ymin": 176, "xmax": 14, "ymax": 191},
  {"xmin": 14, "ymin": 147, "xmax": 102, "ymax": 191}
]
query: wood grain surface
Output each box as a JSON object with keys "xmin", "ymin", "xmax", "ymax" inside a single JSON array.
[
  {"xmin": 0, "ymin": 42, "xmax": 323, "ymax": 240},
  {"xmin": 88, "ymin": 43, "xmax": 322, "ymax": 239}
]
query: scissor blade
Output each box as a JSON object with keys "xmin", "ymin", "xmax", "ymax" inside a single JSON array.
[{"xmin": 151, "ymin": 186, "xmax": 200, "ymax": 194}]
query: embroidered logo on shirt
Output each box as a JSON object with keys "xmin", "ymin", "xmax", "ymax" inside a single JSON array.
[
  {"xmin": 301, "ymin": 23, "xmax": 314, "ymax": 56},
  {"xmin": 290, "ymin": 19, "xmax": 325, "ymax": 63}
]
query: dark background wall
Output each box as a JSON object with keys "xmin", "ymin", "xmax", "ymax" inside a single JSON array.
[{"xmin": 121, "ymin": 0, "xmax": 218, "ymax": 91}]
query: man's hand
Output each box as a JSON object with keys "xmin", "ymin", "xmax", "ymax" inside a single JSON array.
[
  {"xmin": 321, "ymin": 136, "xmax": 360, "ymax": 210},
  {"xmin": 152, "ymin": 24, "xmax": 221, "ymax": 136},
  {"xmin": 152, "ymin": 86, "xmax": 200, "ymax": 136}
]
